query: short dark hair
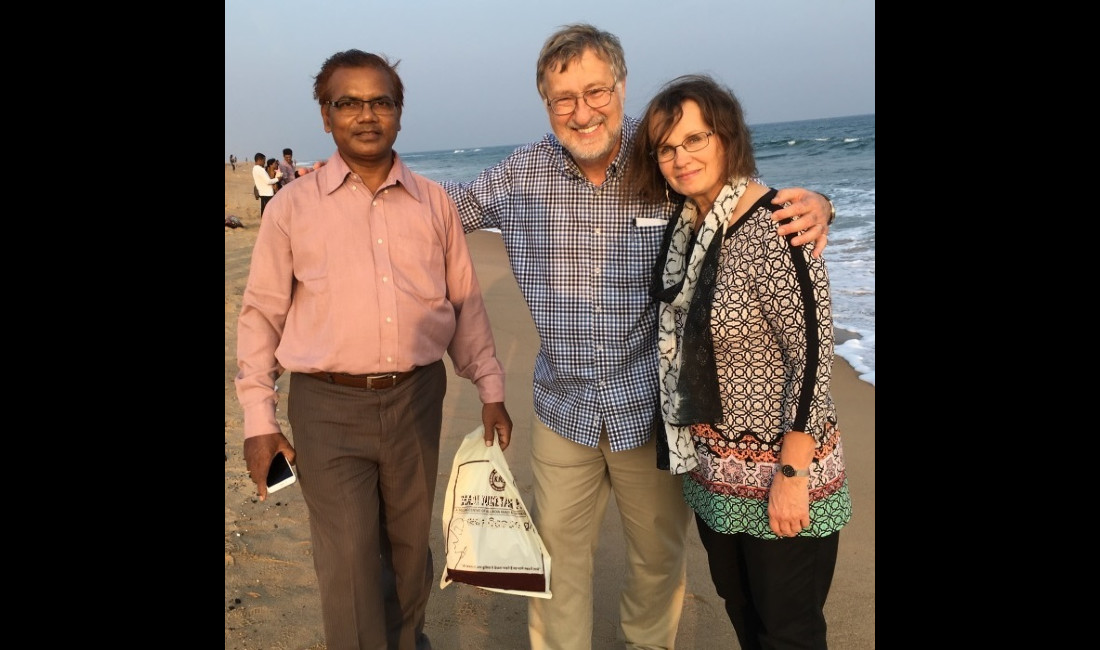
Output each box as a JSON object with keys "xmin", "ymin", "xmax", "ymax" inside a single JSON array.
[
  {"xmin": 313, "ymin": 49, "xmax": 404, "ymax": 110},
  {"xmin": 627, "ymin": 74, "xmax": 757, "ymax": 205},
  {"xmin": 282, "ymin": 148, "xmax": 293, "ymax": 156},
  {"xmin": 254, "ymin": 152, "xmax": 266, "ymax": 163}
]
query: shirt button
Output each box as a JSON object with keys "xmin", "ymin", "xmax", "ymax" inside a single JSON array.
[
  {"xmin": 382, "ymin": 276, "xmax": 389, "ymax": 283},
  {"xmin": 377, "ymin": 238, "xmax": 383, "ymax": 244},
  {"xmin": 386, "ymin": 316, "xmax": 392, "ymax": 323}
]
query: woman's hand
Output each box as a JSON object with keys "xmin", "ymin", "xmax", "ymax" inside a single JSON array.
[{"xmin": 768, "ymin": 473, "xmax": 811, "ymax": 538}]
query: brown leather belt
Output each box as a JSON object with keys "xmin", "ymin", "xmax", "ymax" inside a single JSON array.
[{"xmin": 304, "ymin": 367, "xmax": 418, "ymax": 390}]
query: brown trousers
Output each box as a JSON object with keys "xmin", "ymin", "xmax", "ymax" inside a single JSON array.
[{"xmin": 288, "ymin": 360, "xmax": 445, "ymax": 650}]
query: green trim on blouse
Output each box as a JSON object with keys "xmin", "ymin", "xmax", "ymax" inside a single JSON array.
[{"xmin": 683, "ymin": 475, "xmax": 852, "ymax": 540}]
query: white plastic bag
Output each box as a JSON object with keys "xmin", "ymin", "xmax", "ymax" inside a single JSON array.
[{"xmin": 439, "ymin": 426, "xmax": 552, "ymax": 598}]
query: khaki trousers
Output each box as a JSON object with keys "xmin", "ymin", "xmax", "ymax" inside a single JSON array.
[{"xmin": 527, "ymin": 416, "xmax": 692, "ymax": 650}]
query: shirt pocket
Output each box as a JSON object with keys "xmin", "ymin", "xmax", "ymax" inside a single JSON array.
[
  {"xmin": 625, "ymin": 218, "xmax": 667, "ymax": 280},
  {"xmin": 392, "ymin": 231, "xmax": 447, "ymax": 301}
]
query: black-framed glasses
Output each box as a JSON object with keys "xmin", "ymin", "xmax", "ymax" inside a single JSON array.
[
  {"xmin": 652, "ymin": 131, "xmax": 714, "ymax": 162},
  {"xmin": 326, "ymin": 97, "xmax": 398, "ymax": 116},
  {"xmin": 546, "ymin": 84, "xmax": 616, "ymax": 116}
]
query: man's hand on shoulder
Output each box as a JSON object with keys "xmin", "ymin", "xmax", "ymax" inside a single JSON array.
[{"xmin": 770, "ymin": 188, "xmax": 832, "ymax": 258}]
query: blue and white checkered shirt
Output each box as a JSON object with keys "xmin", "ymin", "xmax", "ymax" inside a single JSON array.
[{"xmin": 443, "ymin": 117, "xmax": 678, "ymax": 452}]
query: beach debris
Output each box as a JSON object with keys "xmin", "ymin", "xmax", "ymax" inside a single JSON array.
[{"xmin": 225, "ymin": 214, "xmax": 244, "ymax": 229}]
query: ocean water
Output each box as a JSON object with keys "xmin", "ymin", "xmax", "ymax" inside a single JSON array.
[
  {"xmin": 747, "ymin": 115, "xmax": 875, "ymax": 387},
  {"xmin": 344, "ymin": 114, "xmax": 875, "ymax": 387}
]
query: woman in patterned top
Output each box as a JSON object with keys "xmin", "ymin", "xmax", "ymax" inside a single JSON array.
[{"xmin": 626, "ymin": 74, "xmax": 852, "ymax": 650}]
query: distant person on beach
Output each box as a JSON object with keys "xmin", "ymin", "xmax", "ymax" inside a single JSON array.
[
  {"xmin": 265, "ymin": 157, "xmax": 282, "ymax": 194},
  {"xmin": 229, "ymin": 154, "xmax": 237, "ymax": 171},
  {"xmin": 235, "ymin": 49, "xmax": 512, "ymax": 650},
  {"xmin": 440, "ymin": 23, "xmax": 834, "ymax": 650},
  {"xmin": 252, "ymin": 152, "xmax": 282, "ymax": 217},
  {"xmin": 278, "ymin": 148, "xmax": 296, "ymax": 189},
  {"xmin": 628, "ymin": 74, "xmax": 851, "ymax": 650}
]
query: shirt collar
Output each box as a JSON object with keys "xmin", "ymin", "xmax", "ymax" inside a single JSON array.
[{"xmin": 316, "ymin": 151, "xmax": 422, "ymax": 202}]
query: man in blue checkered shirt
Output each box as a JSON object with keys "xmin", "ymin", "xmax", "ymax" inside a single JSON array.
[{"xmin": 442, "ymin": 24, "xmax": 832, "ymax": 650}]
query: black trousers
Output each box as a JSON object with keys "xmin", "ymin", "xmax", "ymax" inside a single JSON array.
[{"xmin": 695, "ymin": 512, "xmax": 840, "ymax": 650}]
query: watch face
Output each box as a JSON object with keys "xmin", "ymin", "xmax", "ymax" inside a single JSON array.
[{"xmin": 781, "ymin": 465, "xmax": 796, "ymax": 477}]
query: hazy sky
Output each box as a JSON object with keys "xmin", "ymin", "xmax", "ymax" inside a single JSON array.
[{"xmin": 226, "ymin": 0, "xmax": 874, "ymax": 162}]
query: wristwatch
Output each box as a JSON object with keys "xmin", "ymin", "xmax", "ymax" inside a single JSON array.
[
  {"xmin": 780, "ymin": 464, "xmax": 809, "ymax": 478},
  {"xmin": 820, "ymin": 194, "xmax": 837, "ymax": 225}
]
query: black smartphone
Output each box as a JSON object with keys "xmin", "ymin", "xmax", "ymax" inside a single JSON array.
[{"xmin": 266, "ymin": 452, "xmax": 298, "ymax": 493}]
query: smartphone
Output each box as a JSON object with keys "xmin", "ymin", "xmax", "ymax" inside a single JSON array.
[{"xmin": 266, "ymin": 452, "xmax": 298, "ymax": 493}]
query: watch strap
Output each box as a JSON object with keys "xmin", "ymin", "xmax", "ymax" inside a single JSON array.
[
  {"xmin": 820, "ymin": 193, "xmax": 837, "ymax": 225},
  {"xmin": 780, "ymin": 464, "xmax": 810, "ymax": 478}
]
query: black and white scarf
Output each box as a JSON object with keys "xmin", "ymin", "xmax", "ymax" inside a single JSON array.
[{"xmin": 651, "ymin": 179, "xmax": 748, "ymax": 474}]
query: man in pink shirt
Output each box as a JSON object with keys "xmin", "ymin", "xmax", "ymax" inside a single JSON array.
[{"xmin": 235, "ymin": 49, "xmax": 513, "ymax": 650}]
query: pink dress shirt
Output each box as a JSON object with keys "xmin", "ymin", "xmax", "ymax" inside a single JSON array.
[{"xmin": 236, "ymin": 152, "xmax": 505, "ymax": 439}]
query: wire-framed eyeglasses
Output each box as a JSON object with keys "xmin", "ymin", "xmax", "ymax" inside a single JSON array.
[
  {"xmin": 652, "ymin": 131, "xmax": 714, "ymax": 162},
  {"xmin": 326, "ymin": 97, "xmax": 398, "ymax": 116},
  {"xmin": 546, "ymin": 85, "xmax": 616, "ymax": 116}
]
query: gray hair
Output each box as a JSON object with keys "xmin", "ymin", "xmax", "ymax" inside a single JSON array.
[{"xmin": 536, "ymin": 24, "xmax": 627, "ymax": 100}]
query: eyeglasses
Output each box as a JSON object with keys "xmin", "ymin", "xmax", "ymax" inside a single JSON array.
[
  {"xmin": 326, "ymin": 97, "xmax": 398, "ymax": 116},
  {"xmin": 546, "ymin": 84, "xmax": 616, "ymax": 116},
  {"xmin": 652, "ymin": 131, "xmax": 714, "ymax": 162}
]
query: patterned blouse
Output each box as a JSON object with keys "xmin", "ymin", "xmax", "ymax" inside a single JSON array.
[{"xmin": 681, "ymin": 189, "xmax": 851, "ymax": 539}]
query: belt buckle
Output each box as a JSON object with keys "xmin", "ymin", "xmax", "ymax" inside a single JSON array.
[{"xmin": 366, "ymin": 372, "xmax": 398, "ymax": 389}]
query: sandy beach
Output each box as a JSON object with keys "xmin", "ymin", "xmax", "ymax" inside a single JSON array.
[{"xmin": 225, "ymin": 164, "xmax": 875, "ymax": 649}]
